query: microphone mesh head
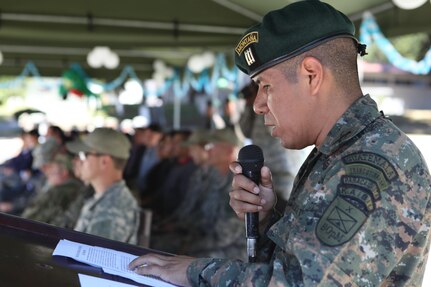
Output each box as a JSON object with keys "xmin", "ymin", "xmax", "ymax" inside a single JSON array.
[{"xmin": 238, "ymin": 144, "xmax": 264, "ymax": 172}]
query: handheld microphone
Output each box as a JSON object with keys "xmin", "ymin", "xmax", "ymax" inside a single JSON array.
[{"xmin": 237, "ymin": 144, "xmax": 264, "ymax": 263}]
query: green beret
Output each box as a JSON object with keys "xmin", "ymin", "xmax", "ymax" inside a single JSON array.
[{"xmin": 235, "ymin": 0, "xmax": 357, "ymax": 77}]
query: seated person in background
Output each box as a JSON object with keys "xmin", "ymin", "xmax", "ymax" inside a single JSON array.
[
  {"xmin": 0, "ymin": 137, "xmax": 59, "ymax": 215},
  {"xmin": 140, "ymin": 131, "xmax": 176, "ymax": 207},
  {"xmin": 66, "ymin": 127, "xmax": 140, "ymax": 244},
  {"xmin": 145, "ymin": 129, "xmax": 197, "ymax": 222},
  {"xmin": 21, "ymin": 152, "xmax": 84, "ymax": 225},
  {"xmin": 136, "ymin": 124, "xmax": 164, "ymax": 194},
  {"xmin": 49, "ymin": 154, "xmax": 95, "ymax": 229},
  {"xmin": 46, "ymin": 124, "xmax": 66, "ymax": 147},
  {"xmin": 124, "ymin": 123, "xmax": 163, "ymax": 194},
  {"xmin": 151, "ymin": 128, "xmax": 246, "ymax": 260},
  {"xmin": 0, "ymin": 128, "xmax": 39, "ymax": 176},
  {"xmin": 150, "ymin": 129, "xmax": 212, "ymax": 253},
  {"xmin": 0, "ymin": 129, "xmax": 39, "ymax": 206},
  {"xmin": 178, "ymin": 128, "xmax": 246, "ymax": 259}
]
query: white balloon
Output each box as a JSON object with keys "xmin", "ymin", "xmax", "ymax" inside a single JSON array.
[
  {"xmin": 105, "ymin": 51, "xmax": 120, "ymax": 69},
  {"xmin": 124, "ymin": 79, "xmax": 144, "ymax": 95},
  {"xmin": 93, "ymin": 46, "xmax": 111, "ymax": 58},
  {"xmin": 392, "ymin": 0, "xmax": 427, "ymax": 9},
  {"xmin": 87, "ymin": 50, "xmax": 103, "ymax": 68},
  {"xmin": 202, "ymin": 51, "xmax": 215, "ymax": 67},
  {"xmin": 187, "ymin": 54, "xmax": 205, "ymax": 73}
]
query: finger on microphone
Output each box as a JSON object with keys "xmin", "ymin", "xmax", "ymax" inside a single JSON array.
[
  {"xmin": 229, "ymin": 161, "xmax": 242, "ymax": 174},
  {"xmin": 260, "ymin": 166, "xmax": 273, "ymax": 188}
]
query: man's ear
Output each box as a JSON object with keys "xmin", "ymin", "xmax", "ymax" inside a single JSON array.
[
  {"xmin": 300, "ymin": 57, "xmax": 323, "ymax": 95},
  {"xmin": 99, "ymin": 155, "xmax": 111, "ymax": 168}
]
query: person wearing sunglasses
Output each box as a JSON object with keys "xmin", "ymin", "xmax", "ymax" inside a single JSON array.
[{"xmin": 66, "ymin": 127, "xmax": 140, "ymax": 244}]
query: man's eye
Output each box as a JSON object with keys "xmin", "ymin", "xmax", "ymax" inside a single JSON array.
[{"xmin": 263, "ymin": 85, "xmax": 270, "ymax": 91}]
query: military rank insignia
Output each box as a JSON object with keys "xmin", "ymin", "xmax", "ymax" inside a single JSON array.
[
  {"xmin": 235, "ymin": 32, "xmax": 259, "ymax": 67},
  {"xmin": 316, "ymin": 152, "xmax": 398, "ymax": 246}
]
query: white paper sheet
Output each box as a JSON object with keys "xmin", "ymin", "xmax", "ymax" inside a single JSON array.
[
  {"xmin": 78, "ymin": 274, "xmax": 138, "ymax": 287},
  {"xmin": 53, "ymin": 239, "xmax": 177, "ymax": 287}
]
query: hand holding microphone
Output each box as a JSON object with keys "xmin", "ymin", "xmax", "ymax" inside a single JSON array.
[{"xmin": 230, "ymin": 144, "xmax": 276, "ymax": 263}]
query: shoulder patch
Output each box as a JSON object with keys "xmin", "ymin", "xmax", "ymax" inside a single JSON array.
[
  {"xmin": 341, "ymin": 175, "xmax": 380, "ymax": 201},
  {"xmin": 342, "ymin": 152, "xmax": 397, "ymax": 181},
  {"xmin": 338, "ymin": 183, "xmax": 376, "ymax": 214},
  {"xmin": 235, "ymin": 32, "xmax": 259, "ymax": 55},
  {"xmin": 316, "ymin": 196, "xmax": 367, "ymax": 246},
  {"xmin": 342, "ymin": 152, "xmax": 398, "ymax": 192}
]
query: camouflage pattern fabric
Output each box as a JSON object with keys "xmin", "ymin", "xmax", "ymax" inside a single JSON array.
[
  {"xmin": 74, "ymin": 180, "xmax": 140, "ymax": 244},
  {"xmin": 187, "ymin": 95, "xmax": 431, "ymax": 287},
  {"xmin": 179, "ymin": 170, "xmax": 246, "ymax": 260},
  {"xmin": 150, "ymin": 166, "xmax": 215, "ymax": 254},
  {"xmin": 152, "ymin": 166, "xmax": 246, "ymax": 260},
  {"xmin": 50, "ymin": 184, "xmax": 95, "ymax": 229},
  {"xmin": 21, "ymin": 178, "xmax": 83, "ymax": 224}
]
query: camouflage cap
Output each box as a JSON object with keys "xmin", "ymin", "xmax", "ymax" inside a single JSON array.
[
  {"xmin": 51, "ymin": 153, "xmax": 74, "ymax": 172},
  {"xmin": 208, "ymin": 128, "xmax": 243, "ymax": 147},
  {"xmin": 182, "ymin": 129, "xmax": 210, "ymax": 147},
  {"xmin": 234, "ymin": 0, "xmax": 357, "ymax": 77},
  {"xmin": 66, "ymin": 127, "xmax": 131, "ymax": 160},
  {"xmin": 32, "ymin": 137, "xmax": 61, "ymax": 169}
]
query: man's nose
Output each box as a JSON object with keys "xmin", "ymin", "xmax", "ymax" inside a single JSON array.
[{"xmin": 253, "ymin": 90, "xmax": 268, "ymax": 115}]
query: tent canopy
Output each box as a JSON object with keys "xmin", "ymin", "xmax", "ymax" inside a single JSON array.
[{"xmin": 0, "ymin": 0, "xmax": 430, "ymax": 79}]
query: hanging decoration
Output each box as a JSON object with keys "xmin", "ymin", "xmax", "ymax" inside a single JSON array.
[
  {"xmin": 360, "ymin": 11, "xmax": 431, "ymax": 75},
  {"xmin": 100, "ymin": 65, "xmax": 141, "ymax": 91},
  {"xmin": 59, "ymin": 64, "xmax": 95, "ymax": 99},
  {"xmin": 0, "ymin": 61, "xmax": 42, "ymax": 88},
  {"xmin": 0, "ymin": 53, "xmax": 243, "ymax": 100}
]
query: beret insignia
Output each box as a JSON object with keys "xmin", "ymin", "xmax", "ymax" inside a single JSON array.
[{"xmin": 235, "ymin": 32, "xmax": 258, "ymax": 56}]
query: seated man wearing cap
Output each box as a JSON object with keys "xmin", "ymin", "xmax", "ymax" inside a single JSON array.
[
  {"xmin": 176, "ymin": 128, "xmax": 245, "ymax": 260},
  {"xmin": 129, "ymin": 1, "xmax": 431, "ymax": 286},
  {"xmin": 21, "ymin": 152, "xmax": 84, "ymax": 225},
  {"xmin": 67, "ymin": 127, "xmax": 140, "ymax": 244},
  {"xmin": 151, "ymin": 129, "xmax": 246, "ymax": 260}
]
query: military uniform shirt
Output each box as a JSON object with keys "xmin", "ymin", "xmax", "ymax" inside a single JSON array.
[
  {"xmin": 74, "ymin": 180, "xmax": 140, "ymax": 244},
  {"xmin": 187, "ymin": 95, "xmax": 431, "ymax": 287},
  {"xmin": 21, "ymin": 178, "xmax": 83, "ymax": 225}
]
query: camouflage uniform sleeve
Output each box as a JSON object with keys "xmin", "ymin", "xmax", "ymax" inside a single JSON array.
[
  {"xmin": 21, "ymin": 186, "xmax": 64, "ymax": 223},
  {"xmin": 187, "ymin": 258, "xmax": 275, "ymax": 287},
  {"xmin": 186, "ymin": 209, "xmax": 284, "ymax": 286},
  {"xmin": 286, "ymin": 150, "xmax": 431, "ymax": 286},
  {"xmin": 256, "ymin": 208, "xmax": 281, "ymax": 261}
]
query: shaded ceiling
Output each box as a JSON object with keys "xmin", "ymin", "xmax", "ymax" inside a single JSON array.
[{"xmin": 0, "ymin": 0, "xmax": 430, "ymax": 80}]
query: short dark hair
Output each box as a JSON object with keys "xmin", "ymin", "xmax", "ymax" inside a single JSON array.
[{"xmin": 277, "ymin": 38, "xmax": 360, "ymax": 95}]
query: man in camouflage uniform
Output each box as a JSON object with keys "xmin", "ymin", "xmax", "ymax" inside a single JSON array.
[
  {"xmin": 49, "ymin": 154, "xmax": 95, "ymax": 229},
  {"xmin": 67, "ymin": 128, "xmax": 140, "ymax": 244},
  {"xmin": 129, "ymin": 1, "xmax": 431, "ymax": 286},
  {"xmin": 178, "ymin": 128, "xmax": 246, "ymax": 260},
  {"xmin": 21, "ymin": 152, "xmax": 83, "ymax": 224},
  {"xmin": 151, "ymin": 129, "xmax": 246, "ymax": 260}
]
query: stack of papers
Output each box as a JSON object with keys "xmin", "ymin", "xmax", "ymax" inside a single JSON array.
[{"xmin": 53, "ymin": 239, "xmax": 177, "ymax": 287}]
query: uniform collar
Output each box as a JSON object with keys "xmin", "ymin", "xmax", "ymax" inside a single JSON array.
[
  {"xmin": 92, "ymin": 180, "xmax": 126, "ymax": 201},
  {"xmin": 318, "ymin": 94, "xmax": 381, "ymax": 155}
]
